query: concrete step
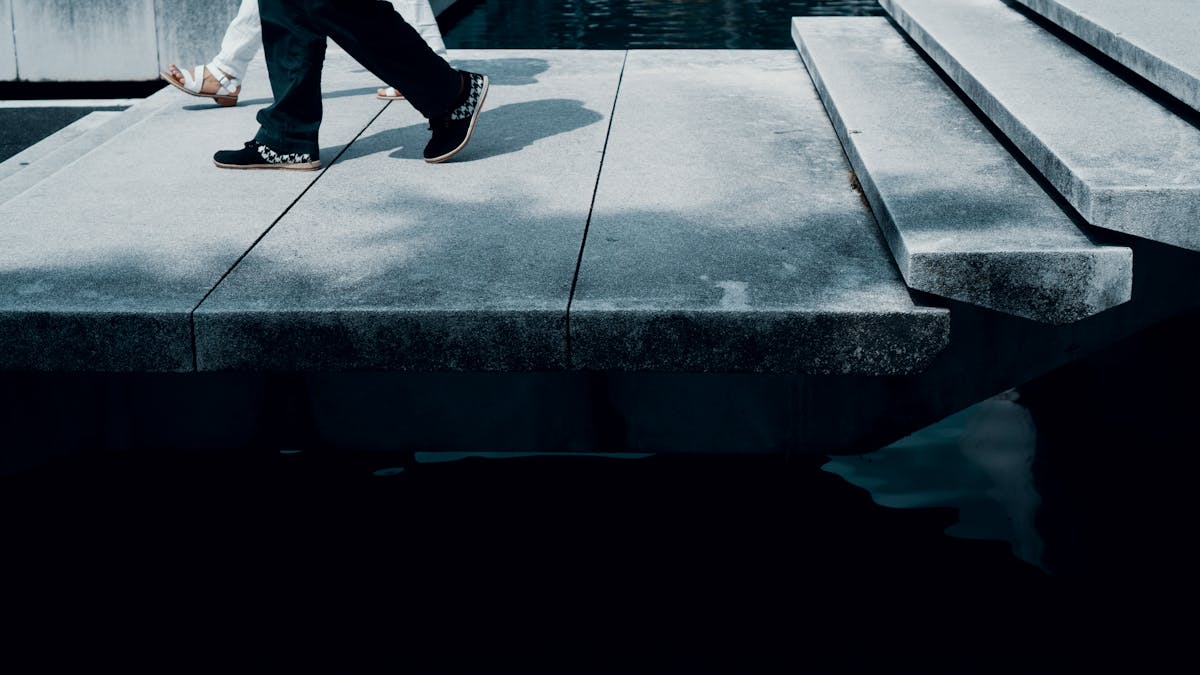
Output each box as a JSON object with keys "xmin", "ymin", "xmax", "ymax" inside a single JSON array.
[
  {"xmin": 0, "ymin": 51, "xmax": 388, "ymax": 371},
  {"xmin": 570, "ymin": 50, "xmax": 949, "ymax": 375},
  {"xmin": 194, "ymin": 50, "xmax": 624, "ymax": 372},
  {"xmin": 793, "ymin": 17, "xmax": 1131, "ymax": 324},
  {"xmin": 0, "ymin": 91, "xmax": 176, "ymax": 206},
  {"xmin": 1010, "ymin": 0, "xmax": 1200, "ymax": 113},
  {"xmin": 881, "ymin": 0, "xmax": 1200, "ymax": 251}
]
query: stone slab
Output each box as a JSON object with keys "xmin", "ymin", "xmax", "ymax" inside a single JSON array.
[
  {"xmin": 881, "ymin": 0, "xmax": 1200, "ymax": 251},
  {"xmin": 11, "ymin": 0, "xmax": 159, "ymax": 81},
  {"xmin": 0, "ymin": 51, "xmax": 388, "ymax": 371},
  {"xmin": 1011, "ymin": 0, "xmax": 1200, "ymax": 113},
  {"xmin": 194, "ymin": 50, "xmax": 624, "ymax": 371},
  {"xmin": 570, "ymin": 50, "xmax": 949, "ymax": 375},
  {"xmin": 1, "ymin": 0, "xmax": 14, "ymax": 80},
  {"xmin": 793, "ymin": 18, "xmax": 1131, "ymax": 324}
]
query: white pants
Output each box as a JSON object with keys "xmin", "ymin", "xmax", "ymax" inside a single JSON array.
[{"xmin": 210, "ymin": 0, "xmax": 448, "ymax": 80}]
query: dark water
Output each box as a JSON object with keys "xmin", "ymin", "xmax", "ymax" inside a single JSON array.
[{"xmin": 441, "ymin": 0, "xmax": 883, "ymax": 49}]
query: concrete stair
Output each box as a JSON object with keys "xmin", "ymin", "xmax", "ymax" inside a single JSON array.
[
  {"xmin": 1010, "ymin": 0, "xmax": 1200, "ymax": 114},
  {"xmin": 879, "ymin": 0, "xmax": 1200, "ymax": 252},
  {"xmin": 793, "ymin": 17, "xmax": 1131, "ymax": 324}
]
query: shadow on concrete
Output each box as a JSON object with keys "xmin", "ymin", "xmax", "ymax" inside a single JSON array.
[
  {"xmin": 349, "ymin": 57, "xmax": 551, "ymax": 87},
  {"xmin": 334, "ymin": 98, "xmax": 603, "ymax": 163}
]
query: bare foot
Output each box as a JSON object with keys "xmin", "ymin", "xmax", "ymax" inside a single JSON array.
[{"xmin": 377, "ymin": 86, "xmax": 406, "ymax": 100}]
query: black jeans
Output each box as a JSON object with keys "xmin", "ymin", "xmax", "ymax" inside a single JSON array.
[{"xmin": 255, "ymin": 0, "xmax": 463, "ymax": 155}]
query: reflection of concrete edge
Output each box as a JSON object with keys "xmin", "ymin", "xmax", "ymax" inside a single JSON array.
[{"xmin": 822, "ymin": 394, "xmax": 1045, "ymax": 570}]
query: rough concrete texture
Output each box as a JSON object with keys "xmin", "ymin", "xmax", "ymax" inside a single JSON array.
[
  {"xmin": 0, "ymin": 51, "xmax": 387, "ymax": 371},
  {"xmin": 11, "ymin": 0, "xmax": 159, "ymax": 81},
  {"xmin": 1, "ymin": 0, "xmax": 14, "ymax": 80},
  {"xmin": 793, "ymin": 18, "xmax": 1131, "ymax": 324},
  {"xmin": 154, "ymin": 0, "xmax": 242, "ymax": 81},
  {"xmin": 194, "ymin": 50, "xmax": 623, "ymax": 372},
  {"xmin": 570, "ymin": 50, "xmax": 949, "ymax": 375},
  {"xmin": 881, "ymin": 0, "xmax": 1200, "ymax": 251},
  {"xmin": 1011, "ymin": 0, "xmax": 1200, "ymax": 113}
]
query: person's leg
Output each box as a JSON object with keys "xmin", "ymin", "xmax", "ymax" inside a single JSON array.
[
  {"xmin": 253, "ymin": 0, "xmax": 328, "ymax": 158},
  {"xmin": 210, "ymin": 0, "xmax": 264, "ymax": 80},
  {"xmin": 389, "ymin": 0, "xmax": 447, "ymax": 57},
  {"xmin": 309, "ymin": 0, "xmax": 460, "ymax": 119}
]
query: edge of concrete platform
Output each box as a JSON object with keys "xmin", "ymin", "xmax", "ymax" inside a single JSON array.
[
  {"xmin": 1010, "ymin": 0, "xmax": 1200, "ymax": 113},
  {"xmin": 0, "ymin": 111, "xmax": 119, "ymax": 182},
  {"xmin": 194, "ymin": 310, "xmax": 571, "ymax": 372},
  {"xmin": 0, "ymin": 310, "xmax": 193, "ymax": 372},
  {"xmin": 568, "ymin": 308, "xmax": 951, "ymax": 375}
]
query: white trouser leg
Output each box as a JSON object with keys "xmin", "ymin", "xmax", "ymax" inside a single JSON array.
[
  {"xmin": 209, "ymin": 0, "xmax": 448, "ymax": 83},
  {"xmin": 389, "ymin": 0, "xmax": 448, "ymax": 57},
  {"xmin": 209, "ymin": 0, "xmax": 262, "ymax": 80}
]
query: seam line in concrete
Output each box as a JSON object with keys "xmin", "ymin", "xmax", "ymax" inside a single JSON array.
[
  {"xmin": 187, "ymin": 100, "xmax": 394, "ymax": 371},
  {"xmin": 564, "ymin": 49, "xmax": 628, "ymax": 370}
]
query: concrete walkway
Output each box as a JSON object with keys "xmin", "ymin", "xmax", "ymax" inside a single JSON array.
[{"xmin": 1, "ymin": 49, "xmax": 949, "ymax": 375}]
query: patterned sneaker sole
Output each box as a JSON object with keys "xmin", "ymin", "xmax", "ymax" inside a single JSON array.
[
  {"xmin": 425, "ymin": 75, "xmax": 489, "ymax": 164},
  {"xmin": 212, "ymin": 160, "xmax": 322, "ymax": 171}
]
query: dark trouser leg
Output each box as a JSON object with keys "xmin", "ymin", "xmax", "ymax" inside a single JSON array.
[
  {"xmin": 307, "ymin": 0, "xmax": 462, "ymax": 119},
  {"xmin": 255, "ymin": 0, "xmax": 328, "ymax": 155}
]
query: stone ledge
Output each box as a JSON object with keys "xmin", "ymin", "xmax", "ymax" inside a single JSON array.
[
  {"xmin": 794, "ymin": 17, "xmax": 1132, "ymax": 324},
  {"xmin": 1011, "ymin": 0, "xmax": 1200, "ymax": 114},
  {"xmin": 881, "ymin": 0, "xmax": 1200, "ymax": 251}
]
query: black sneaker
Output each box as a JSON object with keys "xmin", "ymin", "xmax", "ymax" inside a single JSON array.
[
  {"xmin": 424, "ymin": 71, "xmax": 489, "ymax": 164},
  {"xmin": 213, "ymin": 140, "xmax": 321, "ymax": 170}
]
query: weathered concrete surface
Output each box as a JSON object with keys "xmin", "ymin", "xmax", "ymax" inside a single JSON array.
[
  {"xmin": 793, "ymin": 18, "xmax": 1131, "ymax": 324},
  {"xmin": 570, "ymin": 50, "xmax": 949, "ymax": 375},
  {"xmin": 194, "ymin": 50, "xmax": 622, "ymax": 371},
  {"xmin": 0, "ymin": 51, "xmax": 387, "ymax": 371},
  {"xmin": 0, "ymin": 0, "xmax": 15, "ymax": 80},
  {"xmin": 154, "ymin": 0, "xmax": 242, "ymax": 82},
  {"xmin": 1011, "ymin": 0, "xmax": 1200, "ymax": 113},
  {"xmin": 881, "ymin": 0, "xmax": 1200, "ymax": 251},
  {"xmin": 11, "ymin": 0, "xmax": 159, "ymax": 81}
]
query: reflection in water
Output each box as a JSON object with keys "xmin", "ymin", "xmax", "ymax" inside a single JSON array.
[{"xmin": 823, "ymin": 390, "xmax": 1045, "ymax": 569}]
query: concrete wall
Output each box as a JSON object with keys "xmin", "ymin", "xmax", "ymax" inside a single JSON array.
[
  {"xmin": 3, "ymin": 0, "xmax": 460, "ymax": 82},
  {"xmin": 155, "ymin": 0, "xmax": 242, "ymax": 81},
  {"xmin": 1, "ymin": 0, "xmax": 15, "ymax": 79},
  {"xmin": 12, "ymin": 0, "xmax": 159, "ymax": 81}
]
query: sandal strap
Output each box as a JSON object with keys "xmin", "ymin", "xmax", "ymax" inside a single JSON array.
[
  {"xmin": 179, "ymin": 64, "xmax": 207, "ymax": 93},
  {"xmin": 207, "ymin": 63, "xmax": 240, "ymax": 96}
]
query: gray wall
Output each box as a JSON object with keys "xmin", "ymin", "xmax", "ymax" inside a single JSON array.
[
  {"xmin": 1, "ymin": 0, "xmax": 15, "ymax": 79},
  {"xmin": 3, "ymin": 0, "xmax": 460, "ymax": 82}
]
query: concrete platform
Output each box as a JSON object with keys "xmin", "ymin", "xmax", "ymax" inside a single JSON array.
[
  {"xmin": 1010, "ymin": 0, "xmax": 1200, "ymax": 113},
  {"xmin": 570, "ymin": 51, "xmax": 949, "ymax": 375},
  {"xmin": 1, "ymin": 49, "xmax": 952, "ymax": 374},
  {"xmin": 793, "ymin": 18, "xmax": 1131, "ymax": 324},
  {"xmin": 881, "ymin": 0, "xmax": 1200, "ymax": 251}
]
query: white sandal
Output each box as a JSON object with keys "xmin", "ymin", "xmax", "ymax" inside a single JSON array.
[
  {"xmin": 376, "ymin": 86, "xmax": 406, "ymax": 101},
  {"xmin": 160, "ymin": 63, "xmax": 241, "ymax": 107}
]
